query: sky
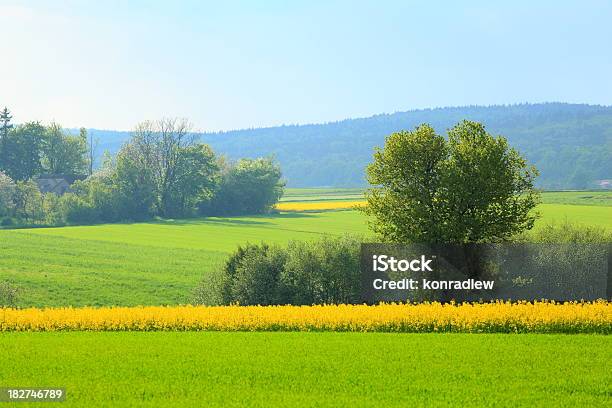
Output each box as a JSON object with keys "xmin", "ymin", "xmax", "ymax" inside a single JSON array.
[{"xmin": 2, "ymin": 0, "xmax": 612, "ymax": 131}]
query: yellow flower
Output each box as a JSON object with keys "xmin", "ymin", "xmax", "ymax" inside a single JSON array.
[
  {"xmin": 0, "ymin": 301, "xmax": 609, "ymax": 333},
  {"xmin": 275, "ymin": 201, "xmax": 365, "ymax": 211}
]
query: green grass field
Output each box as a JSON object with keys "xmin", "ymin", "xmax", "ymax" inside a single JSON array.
[
  {"xmin": 280, "ymin": 187, "xmax": 365, "ymax": 202},
  {"xmin": 539, "ymin": 190, "xmax": 612, "ymax": 206},
  {"xmin": 1, "ymin": 332, "xmax": 609, "ymax": 407},
  {"xmin": 1, "ymin": 190, "xmax": 610, "ymax": 407},
  {"xmin": 1, "ymin": 197, "xmax": 610, "ymax": 307},
  {"xmin": 0, "ymin": 211, "xmax": 368, "ymax": 307},
  {"xmin": 536, "ymin": 203, "xmax": 612, "ymax": 229},
  {"xmin": 281, "ymin": 188, "xmax": 612, "ymax": 205}
]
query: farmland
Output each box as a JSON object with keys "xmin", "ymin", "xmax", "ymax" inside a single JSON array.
[
  {"xmin": 1, "ymin": 189, "xmax": 610, "ymax": 407},
  {"xmin": 0, "ymin": 190, "xmax": 611, "ymax": 308},
  {"xmin": 1, "ymin": 332, "xmax": 610, "ymax": 407},
  {"xmin": 281, "ymin": 189, "xmax": 612, "ymax": 206},
  {"xmin": 0, "ymin": 211, "xmax": 368, "ymax": 307}
]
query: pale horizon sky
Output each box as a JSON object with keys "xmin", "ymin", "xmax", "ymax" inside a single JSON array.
[{"xmin": 2, "ymin": 0, "xmax": 612, "ymax": 131}]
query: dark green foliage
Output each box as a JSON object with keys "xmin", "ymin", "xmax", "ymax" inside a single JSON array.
[
  {"xmin": 220, "ymin": 243, "xmax": 272, "ymax": 303},
  {"xmin": 510, "ymin": 223, "xmax": 611, "ymax": 300},
  {"xmin": 12, "ymin": 180, "xmax": 43, "ymax": 222},
  {"xmin": 41, "ymin": 123, "xmax": 88, "ymax": 175},
  {"xmin": 522, "ymin": 221, "xmax": 612, "ymax": 243},
  {"xmin": 0, "ymin": 107, "xmax": 13, "ymax": 170},
  {"xmin": 364, "ymin": 121, "xmax": 540, "ymax": 244},
  {"xmin": 163, "ymin": 144, "xmax": 219, "ymax": 217},
  {"xmin": 0, "ymin": 217, "xmax": 15, "ymax": 226},
  {"xmin": 0, "ymin": 112, "xmax": 87, "ymax": 181},
  {"xmin": 59, "ymin": 194, "xmax": 98, "ymax": 224},
  {"xmin": 0, "ymin": 106, "xmax": 13, "ymax": 162},
  {"xmin": 113, "ymin": 119, "xmax": 220, "ymax": 219},
  {"xmin": 113, "ymin": 142, "xmax": 157, "ymax": 220},
  {"xmin": 229, "ymin": 244, "xmax": 287, "ymax": 306},
  {"xmin": 0, "ymin": 116, "xmax": 282, "ymax": 227},
  {"xmin": 202, "ymin": 157, "xmax": 284, "ymax": 216},
  {"xmin": 0, "ymin": 122, "xmax": 45, "ymax": 180},
  {"xmin": 282, "ymin": 235, "xmax": 361, "ymax": 304},
  {"xmin": 196, "ymin": 235, "xmax": 362, "ymax": 306},
  {"xmin": 0, "ymin": 107, "xmax": 13, "ymax": 136}
]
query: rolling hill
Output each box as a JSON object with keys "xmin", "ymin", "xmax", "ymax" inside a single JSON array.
[{"xmin": 76, "ymin": 103, "xmax": 612, "ymax": 189}]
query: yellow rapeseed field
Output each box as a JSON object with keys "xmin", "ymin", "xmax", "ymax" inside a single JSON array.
[
  {"xmin": 1, "ymin": 302, "xmax": 609, "ymax": 333},
  {"xmin": 276, "ymin": 200, "xmax": 366, "ymax": 211}
]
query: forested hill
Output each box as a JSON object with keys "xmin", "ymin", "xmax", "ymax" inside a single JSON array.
[{"xmin": 82, "ymin": 103, "xmax": 612, "ymax": 189}]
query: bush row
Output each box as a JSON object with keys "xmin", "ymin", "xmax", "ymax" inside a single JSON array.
[
  {"xmin": 194, "ymin": 235, "xmax": 362, "ymax": 306},
  {"xmin": 194, "ymin": 223, "xmax": 611, "ymax": 306}
]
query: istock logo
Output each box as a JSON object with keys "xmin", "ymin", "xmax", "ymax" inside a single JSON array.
[{"xmin": 372, "ymin": 255, "xmax": 433, "ymax": 272}]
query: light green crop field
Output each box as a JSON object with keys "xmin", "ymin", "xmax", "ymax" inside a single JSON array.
[
  {"xmin": 0, "ymin": 192, "xmax": 610, "ymax": 407},
  {"xmin": 536, "ymin": 203, "xmax": 612, "ymax": 229},
  {"xmin": 1, "ymin": 332, "xmax": 609, "ymax": 407},
  {"xmin": 0, "ymin": 197, "xmax": 610, "ymax": 307},
  {"xmin": 0, "ymin": 212, "xmax": 369, "ymax": 307},
  {"xmin": 280, "ymin": 187, "xmax": 364, "ymax": 202},
  {"xmin": 540, "ymin": 190, "xmax": 612, "ymax": 206},
  {"xmin": 281, "ymin": 188, "xmax": 612, "ymax": 205}
]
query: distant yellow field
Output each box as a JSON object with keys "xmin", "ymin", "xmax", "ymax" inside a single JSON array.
[{"xmin": 276, "ymin": 200, "xmax": 365, "ymax": 211}]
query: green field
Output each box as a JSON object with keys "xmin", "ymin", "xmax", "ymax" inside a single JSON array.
[
  {"xmin": 536, "ymin": 203, "xmax": 612, "ymax": 229},
  {"xmin": 1, "ymin": 191, "xmax": 610, "ymax": 407},
  {"xmin": 280, "ymin": 187, "xmax": 365, "ymax": 202},
  {"xmin": 539, "ymin": 190, "xmax": 612, "ymax": 206},
  {"xmin": 1, "ymin": 198, "xmax": 611, "ymax": 307},
  {"xmin": 0, "ymin": 332, "xmax": 609, "ymax": 407},
  {"xmin": 0, "ymin": 211, "xmax": 368, "ymax": 307},
  {"xmin": 281, "ymin": 188, "xmax": 612, "ymax": 206}
]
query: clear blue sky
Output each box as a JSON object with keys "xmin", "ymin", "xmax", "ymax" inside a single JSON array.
[{"xmin": 2, "ymin": 0, "xmax": 611, "ymax": 131}]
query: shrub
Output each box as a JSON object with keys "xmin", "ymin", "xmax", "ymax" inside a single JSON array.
[
  {"xmin": 229, "ymin": 244, "xmax": 287, "ymax": 306},
  {"xmin": 0, "ymin": 171, "xmax": 16, "ymax": 217},
  {"xmin": 192, "ymin": 268, "xmax": 227, "ymax": 306},
  {"xmin": 13, "ymin": 180, "xmax": 44, "ymax": 222},
  {"xmin": 42, "ymin": 192, "xmax": 65, "ymax": 226},
  {"xmin": 202, "ymin": 157, "xmax": 284, "ymax": 216},
  {"xmin": 0, "ymin": 217, "xmax": 15, "ymax": 227},
  {"xmin": 508, "ymin": 222, "xmax": 611, "ymax": 300},
  {"xmin": 60, "ymin": 193, "xmax": 98, "ymax": 224},
  {"xmin": 0, "ymin": 281, "xmax": 19, "ymax": 308},
  {"xmin": 526, "ymin": 221, "xmax": 612, "ymax": 243},
  {"xmin": 194, "ymin": 235, "xmax": 362, "ymax": 306},
  {"xmin": 219, "ymin": 243, "xmax": 273, "ymax": 304},
  {"xmin": 282, "ymin": 235, "xmax": 361, "ymax": 304}
]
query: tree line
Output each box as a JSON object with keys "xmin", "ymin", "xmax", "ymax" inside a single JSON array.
[{"xmin": 0, "ymin": 108, "xmax": 284, "ymax": 226}]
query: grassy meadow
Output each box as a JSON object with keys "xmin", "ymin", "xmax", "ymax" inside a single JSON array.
[
  {"xmin": 281, "ymin": 189, "xmax": 612, "ymax": 205},
  {"xmin": 1, "ymin": 332, "xmax": 610, "ymax": 407},
  {"xmin": 0, "ymin": 190, "xmax": 611, "ymax": 307},
  {"xmin": 0, "ymin": 211, "xmax": 366, "ymax": 307},
  {"xmin": 1, "ymin": 189, "xmax": 610, "ymax": 407}
]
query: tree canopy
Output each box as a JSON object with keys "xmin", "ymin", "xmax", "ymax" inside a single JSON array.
[
  {"xmin": 363, "ymin": 121, "xmax": 540, "ymax": 244},
  {"xmin": 0, "ymin": 111, "xmax": 285, "ymax": 227}
]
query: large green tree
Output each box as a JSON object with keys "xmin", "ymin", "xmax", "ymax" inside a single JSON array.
[
  {"xmin": 164, "ymin": 144, "xmax": 219, "ymax": 217},
  {"xmin": 42, "ymin": 123, "xmax": 87, "ymax": 175},
  {"xmin": 364, "ymin": 120, "xmax": 540, "ymax": 244},
  {"xmin": 1, "ymin": 122, "xmax": 46, "ymax": 180},
  {"xmin": 204, "ymin": 157, "xmax": 284, "ymax": 216},
  {"xmin": 115, "ymin": 118, "xmax": 220, "ymax": 218}
]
